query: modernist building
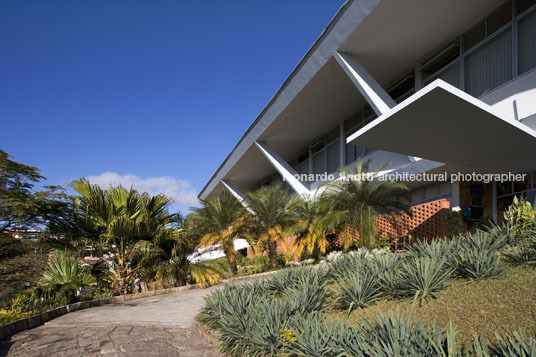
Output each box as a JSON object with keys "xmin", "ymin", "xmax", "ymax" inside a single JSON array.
[{"xmin": 200, "ymin": 0, "xmax": 536, "ymax": 237}]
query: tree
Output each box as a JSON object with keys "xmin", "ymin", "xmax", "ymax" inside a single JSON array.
[
  {"xmin": 70, "ymin": 179, "xmax": 176, "ymax": 294},
  {"xmin": 191, "ymin": 191, "xmax": 247, "ymax": 276},
  {"xmin": 326, "ymin": 160, "xmax": 410, "ymax": 250},
  {"xmin": 0, "ymin": 150, "xmax": 69, "ymax": 236},
  {"xmin": 244, "ymin": 184, "xmax": 295, "ymax": 269},
  {"xmin": 290, "ymin": 193, "xmax": 342, "ymax": 259}
]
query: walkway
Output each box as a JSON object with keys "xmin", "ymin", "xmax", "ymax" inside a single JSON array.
[{"xmin": 0, "ymin": 286, "xmax": 223, "ymax": 356}]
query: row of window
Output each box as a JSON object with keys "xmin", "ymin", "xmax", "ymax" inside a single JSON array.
[{"xmin": 423, "ymin": 0, "xmax": 536, "ymax": 97}]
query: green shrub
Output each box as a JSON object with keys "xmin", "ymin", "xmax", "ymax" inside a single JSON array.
[
  {"xmin": 406, "ymin": 238, "xmax": 455, "ymax": 261},
  {"xmin": 362, "ymin": 310, "xmax": 451, "ymax": 357},
  {"xmin": 471, "ymin": 329, "xmax": 536, "ymax": 357},
  {"xmin": 0, "ymin": 234, "xmax": 28, "ymax": 259},
  {"xmin": 332, "ymin": 267, "xmax": 383, "ymax": 313},
  {"xmin": 399, "ymin": 257, "xmax": 454, "ymax": 305},
  {"xmin": 283, "ymin": 312, "xmax": 367, "ymax": 357},
  {"xmin": 0, "ymin": 308, "xmax": 38, "ymax": 326}
]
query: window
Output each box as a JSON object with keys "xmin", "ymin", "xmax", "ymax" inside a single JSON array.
[
  {"xmin": 326, "ymin": 140, "xmax": 339, "ymax": 174},
  {"xmin": 519, "ymin": 10, "xmax": 536, "ymax": 74},
  {"xmin": 465, "ymin": 29, "xmax": 513, "ymax": 96}
]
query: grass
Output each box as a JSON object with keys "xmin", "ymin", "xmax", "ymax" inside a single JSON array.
[{"xmin": 330, "ymin": 263, "xmax": 536, "ymax": 348}]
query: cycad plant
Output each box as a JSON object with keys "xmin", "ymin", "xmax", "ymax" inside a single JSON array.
[
  {"xmin": 191, "ymin": 191, "xmax": 247, "ymax": 276},
  {"xmin": 244, "ymin": 184, "xmax": 296, "ymax": 269},
  {"xmin": 290, "ymin": 193, "xmax": 342, "ymax": 259},
  {"xmin": 326, "ymin": 160, "xmax": 410, "ymax": 250}
]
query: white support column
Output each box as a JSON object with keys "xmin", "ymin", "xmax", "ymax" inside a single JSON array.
[
  {"xmin": 221, "ymin": 180, "xmax": 255, "ymax": 214},
  {"xmin": 334, "ymin": 52, "xmax": 396, "ymax": 116},
  {"xmin": 255, "ymin": 141, "xmax": 311, "ymax": 197}
]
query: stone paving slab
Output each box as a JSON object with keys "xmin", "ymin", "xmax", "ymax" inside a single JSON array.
[
  {"xmin": 0, "ymin": 274, "xmax": 275, "ymax": 356},
  {"xmin": 0, "ymin": 324, "xmax": 219, "ymax": 356}
]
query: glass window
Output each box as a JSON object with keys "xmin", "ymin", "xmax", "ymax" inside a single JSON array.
[
  {"xmin": 518, "ymin": 0, "xmax": 536, "ymax": 15},
  {"xmin": 424, "ymin": 185, "xmax": 439, "ymax": 200},
  {"xmin": 326, "ymin": 140, "xmax": 339, "ymax": 174},
  {"xmin": 519, "ymin": 10, "xmax": 536, "ymax": 74},
  {"xmin": 346, "ymin": 143, "xmax": 356, "ymax": 165},
  {"xmin": 312, "ymin": 151, "xmax": 325, "ymax": 175},
  {"xmin": 463, "ymin": 21, "xmax": 486, "ymax": 51},
  {"xmin": 487, "ymin": 1, "xmax": 512, "ymax": 34},
  {"xmin": 411, "ymin": 190, "xmax": 422, "ymax": 203},
  {"xmin": 465, "ymin": 29, "xmax": 513, "ymax": 97}
]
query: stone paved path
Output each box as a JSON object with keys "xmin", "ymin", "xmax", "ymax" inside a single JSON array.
[{"xmin": 0, "ymin": 286, "xmax": 224, "ymax": 356}]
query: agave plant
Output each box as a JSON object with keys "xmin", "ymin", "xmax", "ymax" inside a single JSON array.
[
  {"xmin": 399, "ymin": 256, "xmax": 454, "ymax": 305},
  {"xmin": 362, "ymin": 309, "xmax": 451, "ymax": 357},
  {"xmin": 332, "ymin": 267, "xmax": 383, "ymax": 313}
]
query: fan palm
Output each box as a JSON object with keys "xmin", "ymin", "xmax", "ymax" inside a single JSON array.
[
  {"xmin": 326, "ymin": 160, "xmax": 409, "ymax": 250},
  {"xmin": 244, "ymin": 184, "xmax": 295, "ymax": 269},
  {"xmin": 290, "ymin": 193, "xmax": 342, "ymax": 259},
  {"xmin": 31, "ymin": 251, "xmax": 95, "ymax": 308},
  {"xmin": 70, "ymin": 179, "xmax": 176, "ymax": 294},
  {"xmin": 191, "ymin": 191, "xmax": 247, "ymax": 276}
]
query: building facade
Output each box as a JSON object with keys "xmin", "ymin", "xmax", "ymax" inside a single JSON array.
[{"xmin": 200, "ymin": 0, "xmax": 536, "ymax": 238}]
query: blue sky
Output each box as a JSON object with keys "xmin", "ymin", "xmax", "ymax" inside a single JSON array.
[{"xmin": 0, "ymin": 0, "xmax": 344, "ymax": 213}]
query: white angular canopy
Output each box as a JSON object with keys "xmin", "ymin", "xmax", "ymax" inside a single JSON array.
[{"xmin": 347, "ymin": 80, "xmax": 536, "ymax": 173}]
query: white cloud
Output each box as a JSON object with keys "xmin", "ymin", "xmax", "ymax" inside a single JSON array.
[{"xmin": 85, "ymin": 172, "xmax": 199, "ymax": 207}]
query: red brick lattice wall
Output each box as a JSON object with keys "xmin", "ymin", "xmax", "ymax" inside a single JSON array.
[{"xmin": 378, "ymin": 198, "xmax": 450, "ymax": 239}]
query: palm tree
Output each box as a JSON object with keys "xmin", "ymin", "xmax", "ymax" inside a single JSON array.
[
  {"xmin": 70, "ymin": 179, "xmax": 176, "ymax": 294},
  {"xmin": 244, "ymin": 184, "xmax": 295, "ymax": 269},
  {"xmin": 326, "ymin": 160, "xmax": 409, "ymax": 250},
  {"xmin": 291, "ymin": 193, "xmax": 342, "ymax": 259},
  {"xmin": 191, "ymin": 191, "xmax": 247, "ymax": 276},
  {"xmin": 30, "ymin": 251, "xmax": 95, "ymax": 308}
]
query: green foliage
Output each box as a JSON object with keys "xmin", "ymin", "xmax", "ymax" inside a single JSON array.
[
  {"xmin": 503, "ymin": 196, "xmax": 536, "ymax": 236},
  {"xmin": 325, "ymin": 160, "xmax": 410, "ymax": 250},
  {"xmin": 471, "ymin": 329, "xmax": 536, "ymax": 357},
  {"xmin": 503, "ymin": 234, "xmax": 536, "ymax": 266},
  {"xmin": 0, "ymin": 150, "xmax": 70, "ymax": 238},
  {"xmin": 0, "ymin": 309, "xmax": 38, "ymax": 326},
  {"xmin": 446, "ymin": 210, "xmax": 462, "ymax": 237},
  {"xmin": 362, "ymin": 310, "xmax": 450, "ymax": 357},
  {"xmin": 399, "ymin": 257, "xmax": 454, "ymax": 305},
  {"xmin": 30, "ymin": 252, "xmax": 95, "ymax": 308},
  {"xmin": 453, "ymin": 231, "xmax": 503, "ymax": 279},
  {"xmin": 244, "ymin": 184, "xmax": 296, "ymax": 269},
  {"xmin": 191, "ymin": 191, "xmax": 247, "ymax": 276},
  {"xmin": 332, "ymin": 266, "xmax": 383, "ymax": 312},
  {"xmin": 406, "ymin": 238, "xmax": 455, "ymax": 260},
  {"xmin": 0, "ymin": 233, "xmax": 28, "ymax": 259}
]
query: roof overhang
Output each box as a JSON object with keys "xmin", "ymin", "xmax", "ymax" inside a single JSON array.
[{"xmin": 347, "ymin": 80, "xmax": 536, "ymax": 173}]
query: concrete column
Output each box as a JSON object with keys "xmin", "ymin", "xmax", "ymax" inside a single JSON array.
[
  {"xmin": 221, "ymin": 180, "xmax": 254, "ymax": 214},
  {"xmin": 334, "ymin": 51, "xmax": 396, "ymax": 116},
  {"xmin": 255, "ymin": 141, "xmax": 311, "ymax": 197}
]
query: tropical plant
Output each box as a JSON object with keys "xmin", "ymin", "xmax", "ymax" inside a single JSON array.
[
  {"xmin": 503, "ymin": 233, "xmax": 536, "ymax": 265},
  {"xmin": 191, "ymin": 191, "xmax": 247, "ymax": 276},
  {"xmin": 244, "ymin": 184, "xmax": 296, "ymax": 269},
  {"xmin": 503, "ymin": 196, "xmax": 536, "ymax": 236},
  {"xmin": 399, "ymin": 256, "xmax": 454, "ymax": 305},
  {"xmin": 70, "ymin": 179, "xmax": 176, "ymax": 294},
  {"xmin": 453, "ymin": 230, "xmax": 504, "ymax": 279},
  {"xmin": 325, "ymin": 160, "xmax": 410, "ymax": 250},
  {"xmin": 332, "ymin": 267, "xmax": 383, "ymax": 312},
  {"xmin": 363, "ymin": 309, "xmax": 451, "ymax": 357},
  {"xmin": 30, "ymin": 251, "xmax": 95, "ymax": 308},
  {"xmin": 290, "ymin": 193, "xmax": 342, "ymax": 259}
]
